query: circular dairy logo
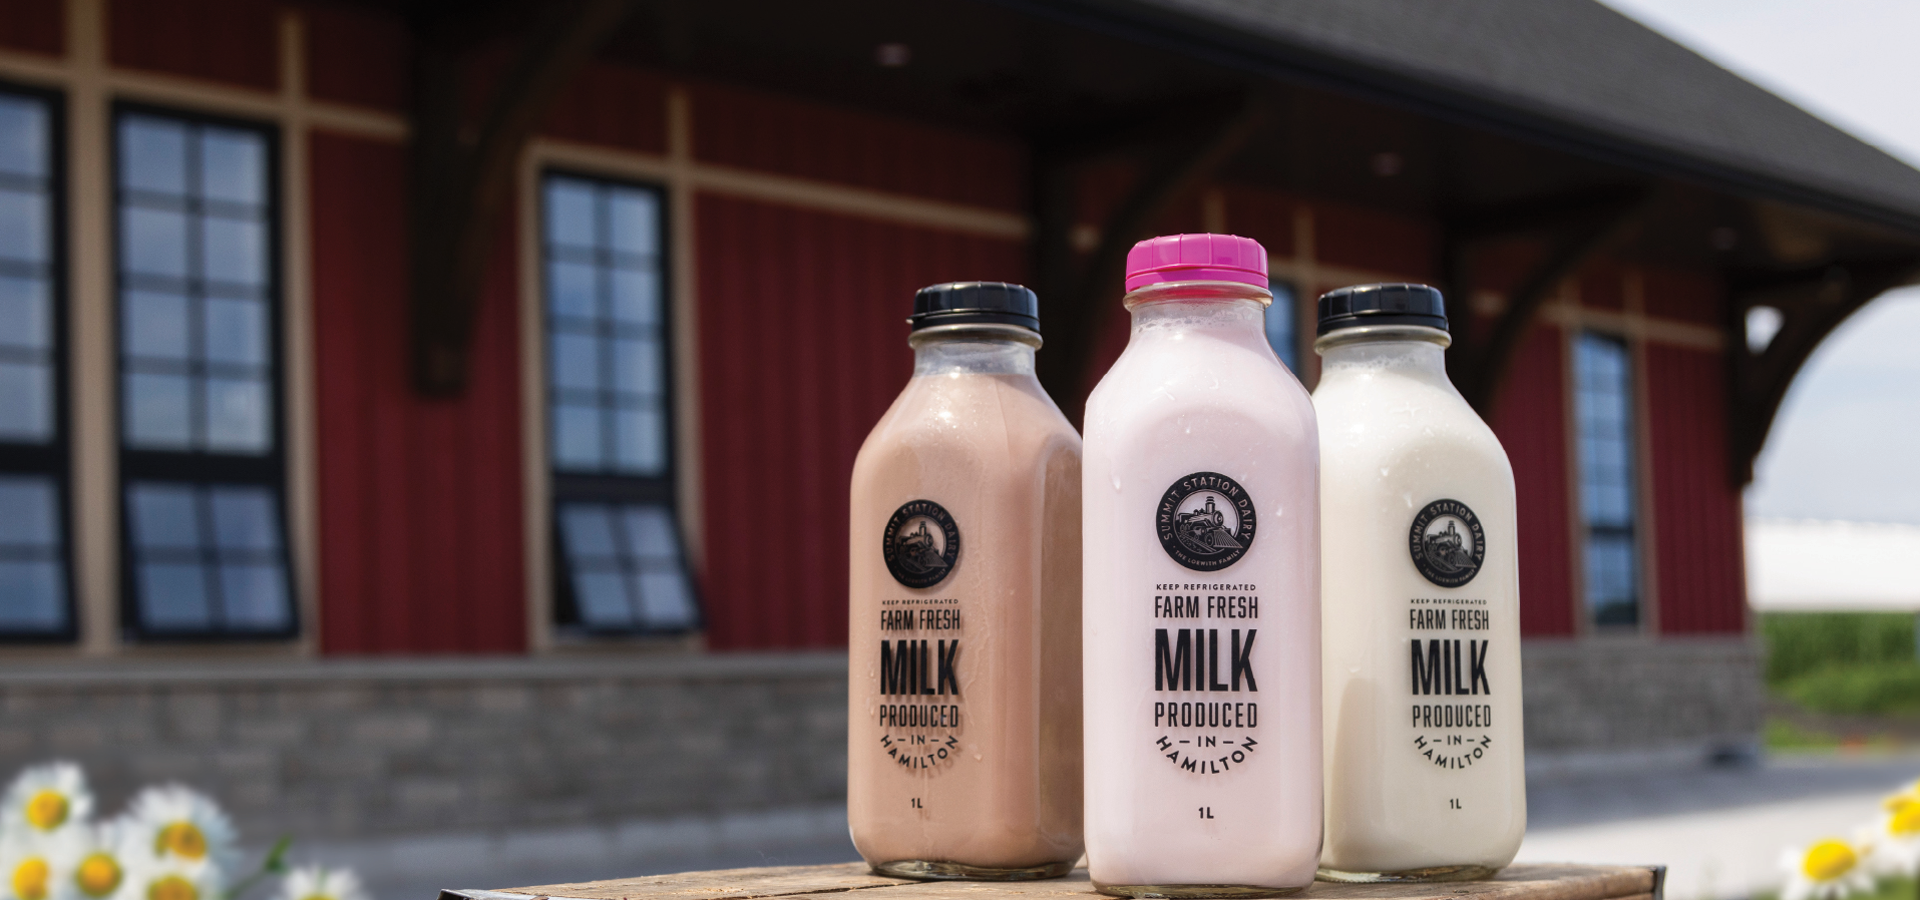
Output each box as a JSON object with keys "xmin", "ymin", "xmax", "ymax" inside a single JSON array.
[
  {"xmin": 1156, "ymin": 472, "xmax": 1257, "ymax": 571},
  {"xmin": 1409, "ymin": 499, "xmax": 1486, "ymax": 587},
  {"xmin": 882, "ymin": 500, "xmax": 960, "ymax": 589}
]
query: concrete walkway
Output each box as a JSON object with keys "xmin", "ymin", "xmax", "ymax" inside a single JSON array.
[
  {"xmin": 300, "ymin": 752, "xmax": 1920, "ymax": 900},
  {"xmin": 1520, "ymin": 753, "xmax": 1920, "ymax": 900}
]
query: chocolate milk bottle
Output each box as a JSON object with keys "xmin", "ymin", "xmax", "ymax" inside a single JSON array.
[
  {"xmin": 1082, "ymin": 235, "xmax": 1322, "ymax": 897},
  {"xmin": 1311, "ymin": 284, "xmax": 1525, "ymax": 881},
  {"xmin": 848, "ymin": 282, "xmax": 1084, "ymax": 880}
]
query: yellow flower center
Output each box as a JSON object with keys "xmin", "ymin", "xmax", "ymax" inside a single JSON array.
[
  {"xmin": 74, "ymin": 853, "xmax": 122, "ymax": 898},
  {"xmin": 156, "ymin": 822, "xmax": 208, "ymax": 860},
  {"xmin": 24, "ymin": 791, "xmax": 68, "ymax": 831},
  {"xmin": 300, "ymin": 894, "xmax": 334, "ymax": 900},
  {"xmin": 1893, "ymin": 805, "xmax": 1920, "ymax": 837},
  {"xmin": 147, "ymin": 875, "xmax": 197, "ymax": 900},
  {"xmin": 1803, "ymin": 840, "xmax": 1859, "ymax": 881},
  {"xmin": 1886, "ymin": 793, "xmax": 1917, "ymax": 813},
  {"xmin": 11, "ymin": 857, "xmax": 49, "ymax": 900}
]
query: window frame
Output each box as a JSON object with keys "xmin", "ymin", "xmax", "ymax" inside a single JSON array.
[
  {"xmin": 539, "ymin": 167, "xmax": 702, "ymax": 637},
  {"xmin": 1572, "ymin": 329, "xmax": 1641, "ymax": 631},
  {"xmin": 109, "ymin": 100, "xmax": 298, "ymax": 642},
  {"xmin": 0, "ymin": 79, "xmax": 76, "ymax": 642}
]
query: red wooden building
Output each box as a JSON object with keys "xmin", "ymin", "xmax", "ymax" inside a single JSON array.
[{"xmin": 1, "ymin": 0, "xmax": 1918, "ymax": 837}]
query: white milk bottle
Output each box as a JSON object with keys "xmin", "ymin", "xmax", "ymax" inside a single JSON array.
[
  {"xmin": 1310, "ymin": 284, "xmax": 1525, "ymax": 881},
  {"xmin": 1082, "ymin": 234, "xmax": 1322, "ymax": 898}
]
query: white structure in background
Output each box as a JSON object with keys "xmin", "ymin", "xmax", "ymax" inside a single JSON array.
[{"xmin": 1746, "ymin": 519, "xmax": 1920, "ymax": 612}]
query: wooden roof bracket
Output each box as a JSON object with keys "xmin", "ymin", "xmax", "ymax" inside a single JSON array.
[
  {"xmin": 1442, "ymin": 187, "xmax": 1654, "ymax": 415},
  {"xmin": 1029, "ymin": 94, "xmax": 1266, "ymax": 418},
  {"xmin": 408, "ymin": 0, "xmax": 637, "ymax": 396},
  {"xmin": 1726, "ymin": 257, "xmax": 1920, "ymax": 485}
]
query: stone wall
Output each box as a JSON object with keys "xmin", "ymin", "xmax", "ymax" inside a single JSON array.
[
  {"xmin": 1521, "ymin": 636, "xmax": 1765, "ymax": 763},
  {"xmin": 0, "ymin": 653, "xmax": 848, "ymax": 839},
  {"xmin": 0, "ymin": 639, "xmax": 1764, "ymax": 841}
]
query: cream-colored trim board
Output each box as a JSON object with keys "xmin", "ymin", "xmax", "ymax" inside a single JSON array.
[
  {"xmin": 532, "ymin": 137, "xmax": 1028, "ymax": 241},
  {"xmin": 1541, "ymin": 302, "xmax": 1724, "ymax": 351},
  {"xmin": 1284, "ymin": 205, "xmax": 1321, "ymax": 386},
  {"xmin": 517, "ymin": 88, "xmax": 710, "ymax": 651},
  {"xmin": 1558, "ymin": 286, "xmax": 1590, "ymax": 639},
  {"xmin": 278, "ymin": 11, "xmax": 320, "ymax": 656},
  {"xmin": 665, "ymin": 88, "xmax": 704, "ymax": 573},
  {"xmin": 1624, "ymin": 269, "xmax": 1661, "ymax": 638},
  {"xmin": 26, "ymin": 0, "xmax": 337, "ymax": 658},
  {"xmin": 65, "ymin": 0, "xmax": 115, "ymax": 657},
  {"xmin": 0, "ymin": 52, "xmax": 405, "ymax": 143},
  {"xmin": 1200, "ymin": 188, "xmax": 1226, "ymax": 235},
  {"xmin": 516, "ymin": 142, "xmax": 552, "ymax": 653}
]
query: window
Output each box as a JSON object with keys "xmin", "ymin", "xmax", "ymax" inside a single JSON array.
[
  {"xmin": 0, "ymin": 85, "xmax": 72, "ymax": 638},
  {"xmin": 1264, "ymin": 280, "xmax": 1297, "ymax": 370},
  {"xmin": 543, "ymin": 173, "xmax": 697, "ymax": 634},
  {"xmin": 1574, "ymin": 332, "xmax": 1639, "ymax": 628},
  {"xmin": 114, "ymin": 107, "xmax": 294, "ymax": 638}
]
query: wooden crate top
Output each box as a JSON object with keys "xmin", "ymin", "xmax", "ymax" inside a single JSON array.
[{"xmin": 441, "ymin": 862, "xmax": 1661, "ymax": 900}]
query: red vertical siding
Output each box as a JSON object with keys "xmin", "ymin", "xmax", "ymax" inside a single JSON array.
[
  {"xmin": 696, "ymin": 194, "xmax": 1026, "ymax": 650},
  {"xmin": 1224, "ymin": 187, "xmax": 1297, "ymax": 263},
  {"xmin": 1643, "ymin": 267, "xmax": 1721, "ymax": 326},
  {"xmin": 0, "ymin": 0, "xmax": 61, "ymax": 55},
  {"xmin": 109, "ymin": 0, "xmax": 277, "ymax": 90},
  {"xmin": 1645, "ymin": 343, "xmax": 1746, "ymax": 634},
  {"xmin": 1490, "ymin": 324, "xmax": 1575, "ymax": 636},
  {"xmin": 1578, "ymin": 257, "xmax": 1626, "ymax": 310},
  {"xmin": 302, "ymin": 2, "xmax": 407, "ymax": 112},
  {"xmin": 1313, "ymin": 201, "xmax": 1436, "ymax": 279},
  {"xmin": 691, "ymin": 83, "xmax": 1024, "ymax": 211},
  {"xmin": 542, "ymin": 62, "xmax": 669, "ymax": 155},
  {"xmin": 309, "ymin": 132, "xmax": 526, "ymax": 654}
]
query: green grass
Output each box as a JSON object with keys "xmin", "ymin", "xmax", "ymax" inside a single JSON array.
[
  {"xmin": 1753, "ymin": 875, "xmax": 1919, "ymax": 900},
  {"xmin": 1780, "ymin": 662, "xmax": 1920, "ymax": 716},
  {"xmin": 1765, "ymin": 717, "xmax": 1840, "ymax": 750},
  {"xmin": 1763, "ymin": 612, "xmax": 1917, "ymax": 687}
]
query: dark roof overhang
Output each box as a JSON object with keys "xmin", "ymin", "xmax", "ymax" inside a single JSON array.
[{"xmin": 379, "ymin": 0, "xmax": 1920, "ymax": 482}]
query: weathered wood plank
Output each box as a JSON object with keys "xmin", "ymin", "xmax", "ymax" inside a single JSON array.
[
  {"xmin": 471, "ymin": 863, "xmax": 1654, "ymax": 900},
  {"xmin": 487, "ymin": 862, "xmax": 912, "ymax": 900}
]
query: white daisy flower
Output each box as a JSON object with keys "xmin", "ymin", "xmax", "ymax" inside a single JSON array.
[
  {"xmin": 117, "ymin": 856, "xmax": 220, "ymax": 900},
  {"xmin": 276, "ymin": 867, "xmax": 367, "ymax": 900},
  {"xmin": 1781, "ymin": 837, "xmax": 1875, "ymax": 900},
  {"xmin": 117, "ymin": 788, "xmax": 235, "ymax": 876},
  {"xmin": 1, "ymin": 832, "xmax": 79, "ymax": 900},
  {"xmin": 2, "ymin": 765, "xmax": 92, "ymax": 839},
  {"xmin": 1864, "ymin": 800, "xmax": 1920, "ymax": 875},
  {"xmin": 55, "ymin": 823, "xmax": 125, "ymax": 900}
]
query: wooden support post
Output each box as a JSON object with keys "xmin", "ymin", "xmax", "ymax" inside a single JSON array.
[
  {"xmin": 1030, "ymin": 95, "xmax": 1265, "ymax": 419},
  {"xmin": 1442, "ymin": 188, "xmax": 1651, "ymax": 415},
  {"xmin": 409, "ymin": 0, "xmax": 636, "ymax": 396},
  {"xmin": 1726, "ymin": 258, "xmax": 1918, "ymax": 484}
]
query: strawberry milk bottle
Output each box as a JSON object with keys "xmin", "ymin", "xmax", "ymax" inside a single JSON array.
[
  {"xmin": 1311, "ymin": 284, "xmax": 1525, "ymax": 882},
  {"xmin": 848, "ymin": 282, "xmax": 1084, "ymax": 880},
  {"xmin": 1082, "ymin": 235, "xmax": 1322, "ymax": 897}
]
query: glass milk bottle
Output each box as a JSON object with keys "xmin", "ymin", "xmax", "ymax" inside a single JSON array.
[
  {"xmin": 1082, "ymin": 235, "xmax": 1322, "ymax": 897},
  {"xmin": 848, "ymin": 282, "xmax": 1084, "ymax": 880},
  {"xmin": 1311, "ymin": 284, "xmax": 1525, "ymax": 882}
]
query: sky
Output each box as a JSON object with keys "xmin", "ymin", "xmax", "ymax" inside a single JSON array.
[{"xmin": 1599, "ymin": 0, "xmax": 1920, "ymax": 526}]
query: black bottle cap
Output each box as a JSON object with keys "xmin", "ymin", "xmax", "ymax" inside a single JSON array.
[
  {"xmin": 1317, "ymin": 283, "xmax": 1448, "ymax": 335},
  {"xmin": 909, "ymin": 281, "xmax": 1040, "ymax": 332}
]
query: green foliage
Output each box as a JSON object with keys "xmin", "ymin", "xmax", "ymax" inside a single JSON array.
[
  {"xmin": 1753, "ymin": 875, "xmax": 1917, "ymax": 900},
  {"xmin": 1762, "ymin": 612, "xmax": 1916, "ymax": 686},
  {"xmin": 1763, "ymin": 717, "xmax": 1838, "ymax": 750},
  {"xmin": 1781, "ymin": 661, "xmax": 1920, "ymax": 716}
]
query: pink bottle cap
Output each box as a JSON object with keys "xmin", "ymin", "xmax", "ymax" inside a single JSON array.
[{"xmin": 1124, "ymin": 233, "xmax": 1269, "ymax": 293}]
